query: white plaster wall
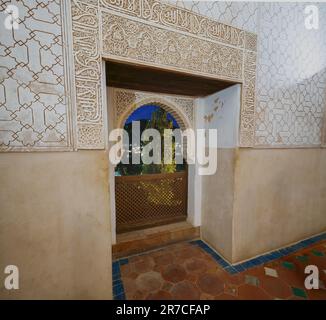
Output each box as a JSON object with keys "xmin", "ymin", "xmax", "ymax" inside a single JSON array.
[
  {"xmin": 197, "ymin": 84, "xmax": 241, "ymax": 148},
  {"xmin": 198, "ymin": 84, "xmax": 241, "ymax": 261}
]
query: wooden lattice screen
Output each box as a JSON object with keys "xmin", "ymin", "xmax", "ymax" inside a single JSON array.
[{"xmin": 115, "ymin": 171, "xmax": 188, "ymax": 233}]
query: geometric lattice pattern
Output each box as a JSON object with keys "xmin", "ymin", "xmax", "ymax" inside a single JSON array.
[
  {"xmin": 164, "ymin": 0, "xmax": 259, "ymax": 33},
  {"xmin": 255, "ymin": 3, "xmax": 326, "ymax": 146},
  {"xmin": 169, "ymin": 1, "xmax": 326, "ymax": 147},
  {"xmin": 2, "ymin": 0, "xmax": 325, "ymax": 150},
  {"xmin": 115, "ymin": 172, "xmax": 188, "ymax": 233},
  {"xmin": 0, "ymin": 0, "xmax": 72, "ymax": 151}
]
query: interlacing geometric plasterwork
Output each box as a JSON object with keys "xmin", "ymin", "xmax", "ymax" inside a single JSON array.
[
  {"xmin": 71, "ymin": 0, "xmax": 104, "ymax": 149},
  {"xmin": 113, "ymin": 89, "xmax": 194, "ymax": 130},
  {"xmin": 254, "ymin": 3, "xmax": 326, "ymax": 147},
  {"xmin": 166, "ymin": 1, "xmax": 326, "ymax": 148},
  {"xmin": 164, "ymin": 0, "xmax": 259, "ymax": 33},
  {"xmin": 69, "ymin": 0, "xmax": 257, "ymax": 148},
  {"xmin": 0, "ymin": 0, "xmax": 72, "ymax": 151}
]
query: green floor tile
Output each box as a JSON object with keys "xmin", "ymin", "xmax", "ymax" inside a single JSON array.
[
  {"xmin": 291, "ymin": 287, "xmax": 307, "ymax": 299},
  {"xmin": 311, "ymin": 249, "xmax": 324, "ymax": 257},
  {"xmin": 282, "ymin": 261, "xmax": 295, "ymax": 270}
]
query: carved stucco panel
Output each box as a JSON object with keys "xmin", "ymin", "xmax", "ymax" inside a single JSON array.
[
  {"xmin": 241, "ymin": 50, "xmax": 257, "ymax": 147},
  {"xmin": 71, "ymin": 0, "xmax": 104, "ymax": 149},
  {"xmin": 101, "ymin": 11, "xmax": 244, "ymax": 82},
  {"xmin": 100, "ymin": 0, "xmax": 245, "ymax": 48},
  {"xmin": 114, "ymin": 89, "xmax": 194, "ymax": 130},
  {"xmin": 69, "ymin": 0, "xmax": 257, "ymax": 149}
]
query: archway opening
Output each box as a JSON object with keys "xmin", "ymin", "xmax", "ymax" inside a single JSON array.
[{"xmin": 115, "ymin": 104, "xmax": 188, "ymax": 233}]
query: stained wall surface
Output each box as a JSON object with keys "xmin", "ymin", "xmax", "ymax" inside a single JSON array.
[
  {"xmin": 0, "ymin": 151, "xmax": 112, "ymax": 299},
  {"xmin": 232, "ymin": 148, "xmax": 326, "ymax": 262}
]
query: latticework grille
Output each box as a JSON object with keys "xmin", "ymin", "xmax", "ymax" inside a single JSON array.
[{"xmin": 115, "ymin": 171, "xmax": 187, "ymax": 233}]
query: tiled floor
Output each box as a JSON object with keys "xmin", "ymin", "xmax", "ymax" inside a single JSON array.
[{"xmin": 113, "ymin": 237, "xmax": 326, "ymax": 300}]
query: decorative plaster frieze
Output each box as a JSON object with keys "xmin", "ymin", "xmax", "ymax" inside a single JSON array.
[
  {"xmin": 100, "ymin": 0, "xmax": 245, "ymax": 48},
  {"xmin": 68, "ymin": 0, "xmax": 257, "ymax": 149},
  {"xmin": 241, "ymin": 51, "xmax": 257, "ymax": 147},
  {"xmin": 101, "ymin": 12, "xmax": 243, "ymax": 83},
  {"xmin": 113, "ymin": 89, "xmax": 194, "ymax": 130},
  {"xmin": 244, "ymin": 32, "xmax": 257, "ymax": 52},
  {"xmin": 71, "ymin": 0, "xmax": 104, "ymax": 149}
]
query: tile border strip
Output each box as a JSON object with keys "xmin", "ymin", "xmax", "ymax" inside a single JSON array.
[
  {"xmin": 190, "ymin": 232, "xmax": 326, "ymax": 275},
  {"xmin": 112, "ymin": 258, "xmax": 128, "ymax": 300}
]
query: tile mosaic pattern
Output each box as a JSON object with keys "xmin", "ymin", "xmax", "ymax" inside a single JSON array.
[{"xmin": 113, "ymin": 233, "xmax": 326, "ymax": 300}]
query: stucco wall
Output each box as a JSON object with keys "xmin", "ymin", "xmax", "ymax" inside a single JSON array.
[
  {"xmin": 201, "ymin": 148, "xmax": 326, "ymax": 263},
  {"xmin": 0, "ymin": 151, "xmax": 112, "ymax": 299},
  {"xmin": 232, "ymin": 148, "xmax": 326, "ymax": 262},
  {"xmin": 201, "ymin": 149, "xmax": 236, "ymax": 262}
]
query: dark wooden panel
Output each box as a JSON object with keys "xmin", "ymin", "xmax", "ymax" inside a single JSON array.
[{"xmin": 106, "ymin": 60, "xmax": 237, "ymax": 97}]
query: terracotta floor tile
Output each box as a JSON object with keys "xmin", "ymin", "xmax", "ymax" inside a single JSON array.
[
  {"xmin": 135, "ymin": 271, "xmax": 163, "ymax": 292},
  {"xmin": 153, "ymin": 252, "xmax": 174, "ymax": 265},
  {"xmin": 306, "ymin": 288, "xmax": 326, "ymax": 300},
  {"xmin": 170, "ymin": 281, "xmax": 200, "ymax": 300},
  {"xmin": 277, "ymin": 267, "xmax": 305, "ymax": 288},
  {"xmin": 126, "ymin": 289, "xmax": 146, "ymax": 300},
  {"xmin": 162, "ymin": 264, "xmax": 187, "ymax": 283},
  {"xmin": 146, "ymin": 290, "xmax": 173, "ymax": 300},
  {"xmin": 184, "ymin": 258, "xmax": 211, "ymax": 274},
  {"xmin": 260, "ymin": 276, "xmax": 292, "ymax": 299},
  {"xmin": 197, "ymin": 273, "xmax": 224, "ymax": 296},
  {"xmin": 200, "ymin": 293, "xmax": 215, "ymax": 300},
  {"xmin": 215, "ymin": 293, "xmax": 238, "ymax": 300},
  {"xmin": 116, "ymin": 239, "xmax": 326, "ymax": 300},
  {"xmin": 238, "ymin": 284, "xmax": 272, "ymax": 300},
  {"xmin": 133, "ymin": 259, "xmax": 155, "ymax": 274}
]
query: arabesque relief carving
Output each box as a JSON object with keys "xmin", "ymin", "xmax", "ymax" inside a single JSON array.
[
  {"xmin": 0, "ymin": 0, "xmax": 258, "ymax": 151},
  {"xmin": 71, "ymin": 0, "xmax": 257, "ymax": 148},
  {"xmin": 102, "ymin": 12, "xmax": 243, "ymax": 82},
  {"xmin": 113, "ymin": 88, "xmax": 194, "ymax": 130},
  {"xmin": 100, "ymin": 0, "xmax": 246, "ymax": 48},
  {"xmin": 71, "ymin": 0, "xmax": 104, "ymax": 149}
]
